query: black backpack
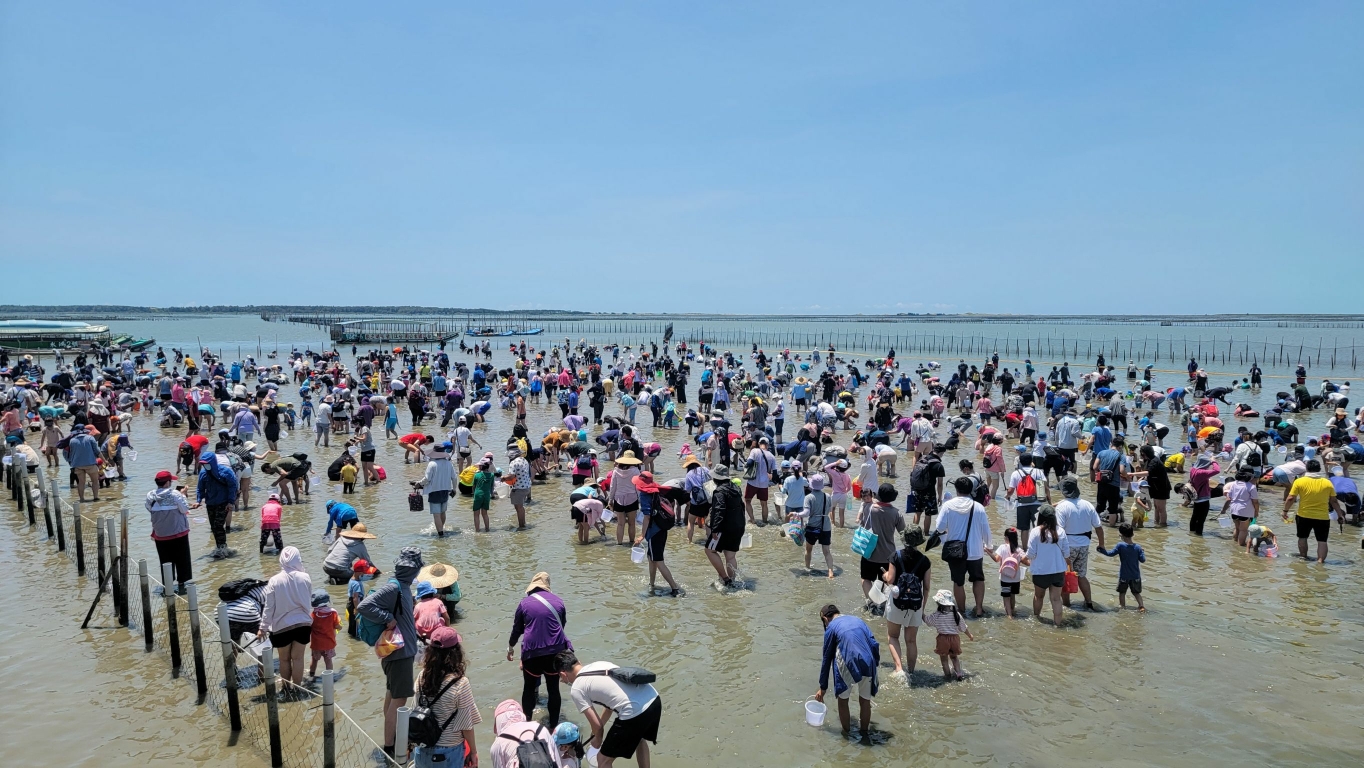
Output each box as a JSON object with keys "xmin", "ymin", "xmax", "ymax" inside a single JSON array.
[
  {"xmin": 409, "ymin": 677, "xmax": 460, "ymax": 748},
  {"xmin": 891, "ymin": 550, "xmax": 924, "ymax": 611},
  {"xmin": 218, "ymin": 578, "xmax": 266, "ymax": 603},
  {"xmin": 910, "ymin": 457, "xmax": 940, "ymax": 493},
  {"xmin": 497, "ymin": 723, "xmax": 557, "ymax": 768}
]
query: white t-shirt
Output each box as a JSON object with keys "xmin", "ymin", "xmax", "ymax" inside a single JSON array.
[
  {"xmin": 1055, "ymin": 498, "xmax": 1101, "ymax": 548},
  {"xmin": 1008, "ymin": 468, "xmax": 1046, "ymax": 502},
  {"xmin": 571, "ymin": 662, "xmax": 658, "ymax": 721},
  {"xmin": 453, "ymin": 426, "xmax": 472, "ymax": 450}
]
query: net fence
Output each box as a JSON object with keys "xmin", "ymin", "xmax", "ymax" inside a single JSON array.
[{"xmin": 6, "ymin": 469, "xmax": 400, "ymax": 768}]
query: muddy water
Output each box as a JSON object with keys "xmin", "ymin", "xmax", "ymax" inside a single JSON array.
[{"xmin": 4, "ymin": 315, "xmax": 1361, "ymax": 767}]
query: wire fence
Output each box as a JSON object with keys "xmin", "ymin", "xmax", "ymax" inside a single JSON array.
[{"xmin": 3, "ymin": 452, "xmax": 399, "ymax": 768}]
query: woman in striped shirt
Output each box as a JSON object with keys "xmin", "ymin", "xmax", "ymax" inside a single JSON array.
[{"xmin": 413, "ymin": 626, "xmax": 482, "ymax": 767}]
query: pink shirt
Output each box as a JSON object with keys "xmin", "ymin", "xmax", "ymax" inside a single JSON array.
[
  {"xmin": 413, "ymin": 597, "xmax": 449, "ymax": 639},
  {"xmin": 260, "ymin": 501, "xmax": 282, "ymax": 528},
  {"xmin": 827, "ymin": 467, "xmax": 852, "ymax": 494}
]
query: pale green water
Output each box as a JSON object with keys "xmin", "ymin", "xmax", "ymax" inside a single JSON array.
[{"xmin": 3, "ymin": 314, "xmax": 1362, "ymax": 767}]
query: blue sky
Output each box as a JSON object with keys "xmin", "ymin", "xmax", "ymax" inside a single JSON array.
[{"xmin": 2, "ymin": 2, "xmax": 1359, "ymax": 313}]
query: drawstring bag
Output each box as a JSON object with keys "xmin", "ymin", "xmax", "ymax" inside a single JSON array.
[{"xmin": 375, "ymin": 628, "xmax": 405, "ymax": 659}]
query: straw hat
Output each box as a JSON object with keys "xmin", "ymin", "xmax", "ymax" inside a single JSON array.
[
  {"xmin": 794, "ymin": 377, "xmax": 809, "ymax": 385},
  {"xmin": 615, "ymin": 450, "xmax": 642, "ymax": 466},
  {"xmin": 418, "ymin": 563, "xmax": 460, "ymax": 589},
  {"xmin": 682, "ymin": 454, "xmax": 701, "ymax": 469},
  {"xmin": 339, "ymin": 523, "xmax": 376, "ymax": 540},
  {"xmin": 525, "ymin": 571, "xmax": 552, "ymax": 594}
]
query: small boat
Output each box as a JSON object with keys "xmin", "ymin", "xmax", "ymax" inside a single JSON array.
[
  {"xmin": 498, "ymin": 328, "xmax": 543, "ymax": 336},
  {"xmin": 466, "ymin": 327, "xmax": 500, "ymax": 337}
]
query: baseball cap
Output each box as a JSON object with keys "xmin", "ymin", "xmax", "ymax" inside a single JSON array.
[
  {"xmin": 351, "ymin": 558, "xmax": 379, "ymax": 576},
  {"xmin": 155, "ymin": 470, "xmax": 179, "ymax": 482},
  {"xmin": 428, "ymin": 626, "xmax": 462, "ymax": 649}
]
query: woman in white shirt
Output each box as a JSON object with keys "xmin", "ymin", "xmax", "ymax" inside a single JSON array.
[{"xmin": 1023, "ymin": 506, "xmax": 1071, "ymax": 626}]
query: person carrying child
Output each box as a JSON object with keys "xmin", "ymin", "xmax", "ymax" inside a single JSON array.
[
  {"xmin": 923, "ymin": 589, "xmax": 974, "ymax": 681},
  {"xmin": 1097, "ymin": 523, "xmax": 1146, "ymax": 611},
  {"xmin": 308, "ymin": 590, "xmax": 342, "ymax": 678}
]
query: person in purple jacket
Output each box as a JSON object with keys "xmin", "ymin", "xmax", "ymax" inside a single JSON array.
[{"xmin": 507, "ymin": 571, "xmax": 572, "ymax": 726}]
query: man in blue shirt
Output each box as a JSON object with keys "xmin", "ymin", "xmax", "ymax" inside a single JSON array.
[
  {"xmin": 815, "ymin": 604, "xmax": 880, "ymax": 744},
  {"xmin": 1090, "ymin": 436, "xmax": 1132, "ymax": 526}
]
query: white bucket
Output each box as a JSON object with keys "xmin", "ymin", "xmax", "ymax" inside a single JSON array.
[
  {"xmin": 601, "ymin": 509, "xmax": 615, "ymax": 523},
  {"xmin": 126, "ymin": 449, "xmax": 138, "ymax": 462},
  {"xmin": 739, "ymin": 532, "xmax": 753, "ymax": 550},
  {"xmin": 631, "ymin": 546, "xmax": 647, "ymax": 564},
  {"xmin": 279, "ymin": 430, "xmax": 288, "ymax": 440},
  {"xmin": 1217, "ymin": 515, "xmax": 1232, "ymax": 529},
  {"xmin": 868, "ymin": 580, "xmax": 891, "ymax": 605},
  {"xmin": 805, "ymin": 698, "xmax": 827, "ymax": 727}
]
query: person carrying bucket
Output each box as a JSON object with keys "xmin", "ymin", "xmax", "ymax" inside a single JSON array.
[{"xmin": 814, "ymin": 604, "xmax": 880, "ymax": 745}]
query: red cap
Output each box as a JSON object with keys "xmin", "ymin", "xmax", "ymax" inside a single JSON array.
[
  {"xmin": 351, "ymin": 558, "xmax": 378, "ymax": 575},
  {"xmin": 155, "ymin": 471, "xmax": 179, "ymax": 483}
]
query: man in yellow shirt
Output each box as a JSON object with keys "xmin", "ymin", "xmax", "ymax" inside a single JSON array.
[{"xmin": 1282, "ymin": 459, "xmax": 1343, "ymax": 564}]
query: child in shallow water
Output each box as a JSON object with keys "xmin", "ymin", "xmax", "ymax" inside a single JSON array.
[
  {"xmin": 923, "ymin": 589, "xmax": 974, "ymax": 680},
  {"xmin": 1245, "ymin": 524, "xmax": 1277, "ymax": 557}
]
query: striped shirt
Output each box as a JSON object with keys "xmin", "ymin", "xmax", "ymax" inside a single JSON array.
[
  {"xmin": 223, "ymin": 586, "xmax": 265, "ymax": 625},
  {"xmin": 425, "ymin": 675, "xmax": 482, "ymax": 747}
]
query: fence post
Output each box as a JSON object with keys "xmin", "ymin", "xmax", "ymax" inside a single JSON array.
[
  {"xmin": 162, "ymin": 562, "xmax": 182, "ymax": 677},
  {"xmin": 139, "ymin": 559, "xmax": 154, "ymax": 651},
  {"xmin": 395, "ymin": 706, "xmax": 411, "ymax": 764},
  {"xmin": 40, "ymin": 471, "xmax": 53, "ymax": 539},
  {"xmin": 97, "ymin": 516, "xmax": 107, "ymax": 585},
  {"xmin": 119, "ymin": 509, "xmax": 130, "ymax": 626},
  {"xmin": 262, "ymin": 645, "xmax": 284, "ymax": 767},
  {"xmin": 73, "ymin": 501, "xmax": 86, "ymax": 574},
  {"xmin": 216, "ymin": 604, "xmax": 243, "ymax": 732},
  {"xmin": 107, "ymin": 517, "xmax": 124, "ymax": 627},
  {"xmin": 187, "ymin": 583, "xmax": 207, "ymax": 698},
  {"xmin": 322, "ymin": 669, "xmax": 336, "ymax": 768},
  {"xmin": 53, "ymin": 488, "xmax": 66, "ymax": 551}
]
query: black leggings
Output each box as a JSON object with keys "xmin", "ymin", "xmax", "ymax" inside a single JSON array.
[{"xmin": 521, "ymin": 668, "xmax": 562, "ymax": 726}]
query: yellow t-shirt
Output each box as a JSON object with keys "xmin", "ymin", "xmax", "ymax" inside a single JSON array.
[
  {"xmin": 340, "ymin": 464, "xmax": 358, "ymax": 483},
  {"xmin": 1289, "ymin": 475, "xmax": 1336, "ymax": 520}
]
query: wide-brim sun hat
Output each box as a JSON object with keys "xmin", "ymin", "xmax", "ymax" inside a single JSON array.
[
  {"xmin": 615, "ymin": 451, "xmax": 642, "ymax": 466},
  {"xmin": 418, "ymin": 563, "xmax": 460, "ymax": 588},
  {"xmin": 339, "ymin": 523, "xmax": 376, "ymax": 540}
]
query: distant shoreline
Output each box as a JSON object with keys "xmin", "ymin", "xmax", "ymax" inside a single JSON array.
[{"xmin": 1, "ymin": 306, "xmax": 1361, "ymax": 327}]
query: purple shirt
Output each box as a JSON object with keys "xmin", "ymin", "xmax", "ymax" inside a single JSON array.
[{"xmin": 509, "ymin": 589, "xmax": 571, "ymax": 659}]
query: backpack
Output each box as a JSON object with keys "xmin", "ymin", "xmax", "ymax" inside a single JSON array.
[
  {"xmin": 688, "ymin": 479, "xmax": 710, "ymax": 507},
  {"xmin": 408, "ymin": 676, "xmax": 461, "ymax": 748},
  {"xmin": 1015, "ymin": 471, "xmax": 1039, "ymax": 504},
  {"xmin": 497, "ymin": 724, "xmax": 557, "ymax": 768},
  {"xmin": 968, "ymin": 474, "xmax": 990, "ymax": 506},
  {"xmin": 217, "ymin": 578, "xmax": 266, "ymax": 603},
  {"xmin": 891, "ymin": 551, "xmax": 924, "ymax": 611},
  {"xmin": 1243, "ymin": 449, "xmax": 1263, "ymax": 468},
  {"xmin": 650, "ymin": 498, "xmax": 676, "ymax": 531},
  {"xmin": 910, "ymin": 456, "xmax": 940, "ymax": 493},
  {"xmin": 356, "ymin": 579, "xmax": 401, "ymax": 647},
  {"xmin": 999, "ymin": 549, "xmax": 1022, "ymax": 582},
  {"xmin": 575, "ymin": 454, "xmax": 594, "ymax": 473},
  {"xmin": 580, "ymin": 666, "xmax": 657, "ymax": 685},
  {"xmin": 223, "ymin": 451, "xmax": 245, "ymax": 475}
]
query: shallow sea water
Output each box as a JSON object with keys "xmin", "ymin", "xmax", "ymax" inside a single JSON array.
[{"xmin": 2, "ymin": 314, "xmax": 1361, "ymax": 767}]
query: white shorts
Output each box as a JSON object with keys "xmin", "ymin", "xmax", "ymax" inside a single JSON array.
[
  {"xmin": 830, "ymin": 492, "xmax": 848, "ymax": 506},
  {"xmin": 884, "ymin": 603, "xmax": 924, "ymax": 627},
  {"xmin": 835, "ymin": 652, "xmax": 874, "ymax": 700}
]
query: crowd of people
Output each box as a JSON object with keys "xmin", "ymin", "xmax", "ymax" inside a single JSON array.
[{"xmin": 4, "ymin": 337, "xmax": 1363, "ymax": 761}]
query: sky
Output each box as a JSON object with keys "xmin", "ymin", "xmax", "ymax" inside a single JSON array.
[{"xmin": 1, "ymin": 2, "xmax": 1360, "ymax": 314}]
